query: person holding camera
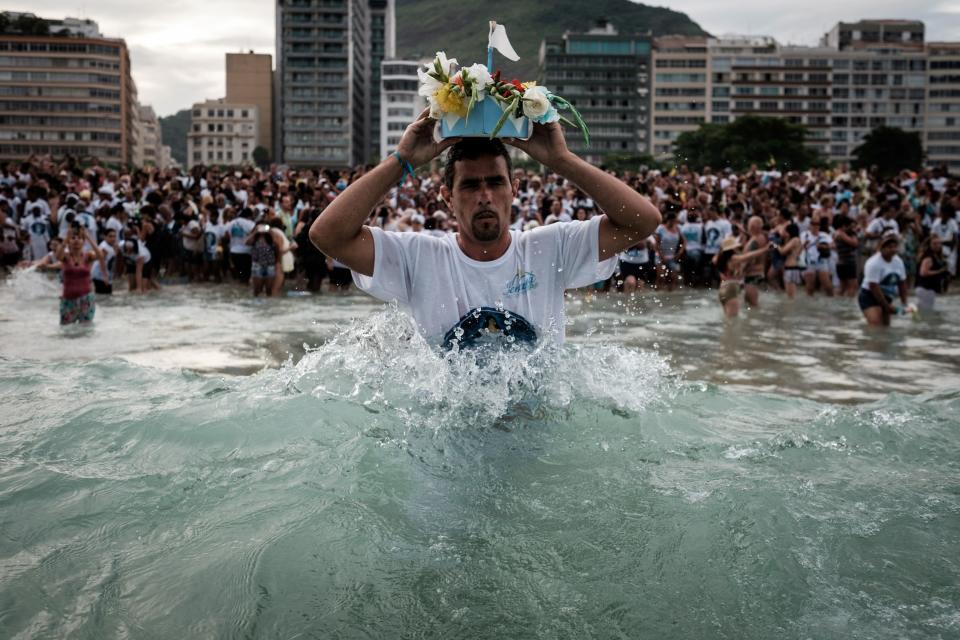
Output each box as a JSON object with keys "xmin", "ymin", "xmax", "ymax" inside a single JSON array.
[
  {"xmin": 245, "ymin": 222, "xmax": 280, "ymax": 297},
  {"xmin": 57, "ymin": 225, "xmax": 105, "ymax": 325}
]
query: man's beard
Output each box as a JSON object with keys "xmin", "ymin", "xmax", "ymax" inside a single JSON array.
[{"xmin": 471, "ymin": 213, "xmax": 501, "ymax": 242}]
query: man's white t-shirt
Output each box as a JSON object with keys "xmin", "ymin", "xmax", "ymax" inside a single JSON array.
[
  {"xmin": 353, "ymin": 216, "xmax": 616, "ymax": 344},
  {"xmin": 861, "ymin": 253, "xmax": 906, "ymax": 298},
  {"xmin": 866, "ymin": 217, "xmax": 899, "ymax": 238},
  {"xmin": 182, "ymin": 219, "xmax": 202, "ymax": 252},
  {"xmin": 91, "ymin": 240, "xmax": 116, "ymax": 283},
  {"xmin": 228, "ymin": 218, "xmax": 255, "ymax": 254},
  {"xmin": 930, "ymin": 218, "xmax": 958, "ymax": 250},
  {"xmin": 703, "ymin": 218, "xmax": 732, "ymax": 255}
]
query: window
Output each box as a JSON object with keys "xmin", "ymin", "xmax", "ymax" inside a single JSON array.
[{"xmin": 241, "ymin": 110, "xmax": 249, "ymax": 118}]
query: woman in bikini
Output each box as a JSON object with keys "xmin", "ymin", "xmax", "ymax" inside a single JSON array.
[
  {"xmin": 714, "ymin": 236, "xmax": 769, "ymax": 318},
  {"xmin": 774, "ymin": 222, "xmax": 804, "ymax": 299}
]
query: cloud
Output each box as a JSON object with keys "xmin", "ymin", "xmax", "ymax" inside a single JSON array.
[{"xmin": 13, "ymin": 0, "xmax": 274, "ymax": 116}]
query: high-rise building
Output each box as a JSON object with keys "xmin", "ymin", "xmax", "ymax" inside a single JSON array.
[
  {"xmin": 276, "ymin": 0, "xmax": 393, "ymax": 167},
  {"xmin": 368, "ymin": 0, "xmax": 395, "ymax": 162},
  {"xmin": 379, "ymin": 59, "xmax": 423, "ymax": 159},
  {"xmin": 540, "ymin": 20, "xmax": 651, "ymax": 164},
  {"xmin": 650, "ymin": 36, "xmax": 708, "ymax": 157},
  {"xmin": 649, "ymin": 19, "xmax": 960, "ymax": 168},
  {"xmin": 0, "ymin": 14, "xmax": 139, "ymax": 165},
  {"xmin": 137, "ymin": 104, "xmax": 164, "ymax": 167},
  {"xmin": 226, "ymin": 52, "xmax": 273, "ymax": 157},
  {"xmin": 925, "ymin": 41, "xmax": 960, "ymax": 171},
  {"xmin": 187, "ymin": 98, "xmax": 258, "ymax": 167}
]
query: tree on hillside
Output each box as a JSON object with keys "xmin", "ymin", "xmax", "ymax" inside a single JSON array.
[
  {"xmin": 672, "ymin": 116, "xmax": 822, "ymax": 172},
  {"xmin": 851, "ymin": 126, "xmax": 923, "ymax": 178}
]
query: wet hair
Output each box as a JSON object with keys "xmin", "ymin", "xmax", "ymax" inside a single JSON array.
[
  {"xmin": 786, "ymin": 222, "xmax": 800, "ymax": 239},
  {"xmin": 442, "ymin": 138, "xmax": 512, "ymax": 189}
]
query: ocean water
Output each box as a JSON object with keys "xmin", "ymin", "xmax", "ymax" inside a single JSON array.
[{"xmin": 1, "ymin": 271, "xmax": 959, "ymax": 639}]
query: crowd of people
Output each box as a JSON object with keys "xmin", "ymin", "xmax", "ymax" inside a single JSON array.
[{"xmin": 0, "ymin": 154, "xmax": 956, "ymax": 327}]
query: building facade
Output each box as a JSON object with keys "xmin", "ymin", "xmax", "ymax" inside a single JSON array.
[
  {"xmin": 226, "ymin": 52, "xmax": 273, "ymax": 158},
  {"xmin": 540, "ymin": 20, "xmax": 651, "ymax": 165},
  {"xmin": 0, "ymin": 17, "xmax": 139, "ymax": 165},
  {"xmin": 379, "ymin": 58, "xmax": 422, "ymax": 159},
  {"xmin": 187, "ymin": 99, "xmax": 258, "ymax": 167},
  {"xmin": 650, "ymin": 20, "xmax": 959, "ymax": 168},
  {"xmin": 275, "ymin": 0, "xmax": 393, "ymax": 167},
  {"xmin": 367, "ymin": 0, "xmax": 395, "ymax": 162},
  {"xmin": 925, "ymin": 42, "xmax": 960, "ymax": 171},
  {"xmin": 136, "ymin": 104, "xmax": 163, "ymax": 167},
  {"xmin": 650, "ymin": 35, "xmax": 708, "ymax": 157}
]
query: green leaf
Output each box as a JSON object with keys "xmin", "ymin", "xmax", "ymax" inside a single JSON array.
[
  {"xmin": 490, "ymin": 96, "xmax": 520, "ymax": 139},
  {"xmin": 553, "ymin": 96, "xmax": 589, "ymax": 146},
  {"xmin": 466, "ymin": 90, "xmax": 477, "ymax": 120}
]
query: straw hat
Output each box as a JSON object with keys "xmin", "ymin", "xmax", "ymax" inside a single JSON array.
[{"xmin": 720, "ymin": 236, "xmax": 741, "ymax": 252}]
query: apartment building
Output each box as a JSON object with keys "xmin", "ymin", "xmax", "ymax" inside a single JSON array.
[
  {"xmin": 650, "ymin": 36, "xmax": 708, "ymax": 157},
  {"xmin": 650, "ymin": 20, "xmax": 959, "ymax": 167},
  {"xmin": 540, "ymin": 20, "xmax": 651, "ymax": 165},
  {"xmin": 925, "ymin": 42, "xmax": 960, "ymax": 171},
  {"xmin": 187, "ymin": 98, "xmax": 258, "ymax": 167},
  {"xmin": 0, "ymin": 14, "xmax": 139, "ymax": 165},
  {"xmin": 379, "ymin": 59, "xmax": 422, "ymax": 159},
  {"xmin": 276, "ymin": 0, "xmax": 394, "ymax": 167},
  {"xmin": 226, "ymin": 52, "xmax": 273, "ymax": 156}
]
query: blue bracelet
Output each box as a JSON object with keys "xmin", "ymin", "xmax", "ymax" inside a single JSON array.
[{"xmin": 392, "ymin": 151, "xmax": 415, "ymax": 185}]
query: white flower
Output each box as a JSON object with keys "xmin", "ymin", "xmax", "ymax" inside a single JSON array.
[
  {"xmin": 418, "ymin": 51, "xmax": 458, "ymax": 98},
  {"xmin": 428, "ymin": 99, "xmax": 443, "ymax": 119},
  {"xmin": 522, "ymin": 86, "xmax": 553, "ymax": 119},
  {"xmin": 462, "ymin": 63, "xmax": 493, "ymax": 101}
]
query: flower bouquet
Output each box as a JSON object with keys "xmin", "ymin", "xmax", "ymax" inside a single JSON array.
[{"xmin": 419, "ymin": 21, "xmax": 589, "ymax": 144}]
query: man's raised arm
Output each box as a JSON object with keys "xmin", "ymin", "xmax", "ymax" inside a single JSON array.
[
  {"xmin": 507, "ymin": 123, "xmax": 661, "ymax": 260},
  {"xmin": 309, "ymin": 109, "xmax": 459, "ymax": 276}
]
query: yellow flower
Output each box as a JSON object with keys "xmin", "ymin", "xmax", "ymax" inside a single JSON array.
[
  {"xmin": 522, "ymin": 81, "xmax": 537, "ymax": 89},
  {"xmin": 434, "ymin": 83, "xmax": 468, "ymax": 118}
]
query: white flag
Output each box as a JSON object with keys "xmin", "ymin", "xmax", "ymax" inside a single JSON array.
[{"xmin": 488, "ymin": 23, "xmax": 520, "ymax": 61}]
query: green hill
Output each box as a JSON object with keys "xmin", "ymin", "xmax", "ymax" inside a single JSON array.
[
  {"xmin": 396, "ymin": 0, "xmax": 708, "ymax": 78},
  {"xmin": 159, "ymin": 109, "xmax": 190, "ymax": 167}
]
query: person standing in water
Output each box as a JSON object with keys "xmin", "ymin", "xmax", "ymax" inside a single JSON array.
[
  {"xmin": 58, "ymin": 226, "xmax": 106, "ymax": 325},
  {"xmin": 309, "ymin": 110, "xmax": 661, "ymax": 346},
  {"xmin": 859, "ymin": 235, "xmax": 908, "ymax": 327},
  {"xmin": 915, "ymin": 235, "xmax": 949, "ymax": 312},
  {"xmin": 713, "ymin": 236, "xmax": 769, "ymax": 318},
  {"xmin": 741, "ymin": 215, "xmax": 768, "ymax": 309}
]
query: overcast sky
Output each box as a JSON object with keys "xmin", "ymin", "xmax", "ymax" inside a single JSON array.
[{"xmin": 14, "ymin": 1, "xmax": 960, "ymax": 117}]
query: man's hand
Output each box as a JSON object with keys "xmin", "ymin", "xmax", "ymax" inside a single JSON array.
[
  {"xmin": 395, "ymin": 108, "xmax": 460, "ymax": 167},
  {"xmin": 504, "ymin": 122, "xmax": 570, "ymax": 169}
]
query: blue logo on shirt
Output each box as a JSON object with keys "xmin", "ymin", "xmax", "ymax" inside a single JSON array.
[{"xmin": 503, "ymin": 269, "xmax": 537, "ymax": 296}]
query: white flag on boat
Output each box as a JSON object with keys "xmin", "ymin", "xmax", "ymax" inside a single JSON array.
[{"xmin": 488, "ymin": 22, "xmax": 520, "ymax": 61}]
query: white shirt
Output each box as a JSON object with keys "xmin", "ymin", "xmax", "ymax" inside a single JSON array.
[
  {"xmin": 861, "ymin": 253, "xmax": 906, "ymax": 298},
  {"xmin": 867, "ymin": 217, "xmax": 899, "ymax": 238},
  {"xmin": 227, "ymin": 218, "xmax": 255, "ymax": 254},
  {"xmin": 680, "ymin": 222, "xmax": 703, "ymax": 253},
  {"xmin": 353, "ymin": 217, "xmax": 616, "ymax": 344},
  {"xmin": 182, "ymin": 219, "xmax": 202, "ymax": 252},
  {"xmin": 703, "ymin": 219, "xmax": 732, "ymax": 255},
  {"xmin": 930, "ymin": 218, "xmax": 958, "ymax": 250},
  {"xmin": 203, "ymin": 221, "xmax": 223, "ymax": 257},
  {"xmin": 21, "ymin": 208, "xmax": 50, "ymax": 261},
  {"xmin": 91, "ymin": 241, "xmax": 116, "ymax": 282}
]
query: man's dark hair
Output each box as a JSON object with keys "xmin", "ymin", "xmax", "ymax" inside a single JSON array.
[{"xmin": 442, "ymin": 138, "xmax": 512, "ymax": 189}]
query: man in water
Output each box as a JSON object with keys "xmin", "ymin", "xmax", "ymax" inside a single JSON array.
[{"xmin": 309, "ymin": 109, "xmax": 661, "ymax": 346}]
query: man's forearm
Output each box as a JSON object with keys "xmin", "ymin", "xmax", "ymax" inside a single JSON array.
[
  {"xmin": 550, "ymin": 152, "xmax": 660, "ymax": 233},
  {"xmin": 310, "ymin": 156, "xmax": 402, "ymax": 250}
]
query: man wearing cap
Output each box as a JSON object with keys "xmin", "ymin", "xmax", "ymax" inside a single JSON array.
[
  {"xmin": 310, "ymin": 110, "xmax": 662, "ymax": 347},
  {"xmin": 859, "ymin": 234, "xmax": 909, "ymax": 327}
]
